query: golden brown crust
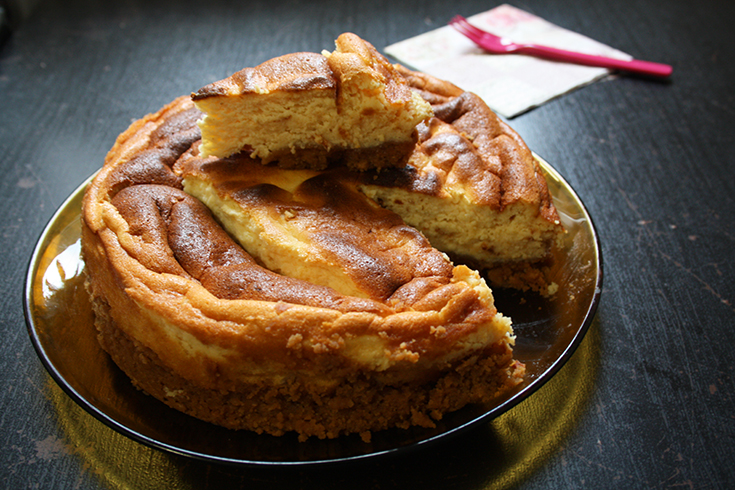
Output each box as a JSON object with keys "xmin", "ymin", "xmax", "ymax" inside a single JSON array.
[
  {"xmin": 375, "ymin": 89, "xmax": 558, "ymax": 217},
  {"xmin": 355, "ymin": 67, "xmax": 560, "ymax": 221},
  {"xmin": 192, "ymin": 52, "xmax": 335, "ymax": 100},
  {"xmin": 327, "ymin": 33, "xmax": 416, "ymax": 106}
]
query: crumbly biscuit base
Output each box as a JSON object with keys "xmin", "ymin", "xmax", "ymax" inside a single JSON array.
[{"xmin": 90, "ymin": 287, "xmax": 523, "ymax": 442}]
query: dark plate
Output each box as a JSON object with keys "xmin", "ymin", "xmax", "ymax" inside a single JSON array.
[{"xmin": 24, "ymin": 155, "xmax": 601, "ymax": 467}]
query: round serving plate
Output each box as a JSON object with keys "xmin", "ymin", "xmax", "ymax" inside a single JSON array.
[{"xmin": 24, "ymin": 154, "xmax": 601, "ymax": 467}]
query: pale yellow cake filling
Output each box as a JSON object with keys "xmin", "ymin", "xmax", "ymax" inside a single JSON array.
[
  {"xmin": 183, "ymin": 173, "xmax": 374, "ymax": 298},
  {"xmin": 321, "ymin": 48, "xmax": 433, "ymax": 146},
  {"xmin": 197, "ymin": 89, "xmax": 340, "ymax": 160},
  {"xmin": 359, "ymin": 178, "xmax": 563, "ymax": 266},
  {"xmin": 194, "ymin": 34, "xmax": 433, "ymax": 162}
]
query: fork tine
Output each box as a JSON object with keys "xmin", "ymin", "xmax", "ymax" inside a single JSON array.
[
  {"xmin": 450, "ymin": 15, "xmax": 486, "ymax": 38},
  {"xmin": 449, "ymin": 16, "xmax": 481, "ymax": 43}
]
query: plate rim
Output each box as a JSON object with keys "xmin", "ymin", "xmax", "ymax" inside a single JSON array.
[{"xmin": 23, "ymin": 156, "xmax": 602, "ymax": 467}]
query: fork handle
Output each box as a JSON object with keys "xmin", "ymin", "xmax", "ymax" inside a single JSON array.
[{"xmin": 520, "ymin": 44, "xmax": 673, "ymax": 77}]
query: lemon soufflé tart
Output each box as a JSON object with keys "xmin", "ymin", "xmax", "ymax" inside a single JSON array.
[{"xmin": 81, "ymin": 33, "xmax": 563, "ymax": 442}]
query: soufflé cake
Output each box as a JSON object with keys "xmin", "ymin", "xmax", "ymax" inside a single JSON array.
[{"xmin": 81, "ymin": 33, "xmax": 564, "ymax": 442}]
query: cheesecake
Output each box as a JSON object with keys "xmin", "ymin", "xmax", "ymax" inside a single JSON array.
[{"xmin": 80, "ymin": 34, "xmax": 567, "ymax": 442}]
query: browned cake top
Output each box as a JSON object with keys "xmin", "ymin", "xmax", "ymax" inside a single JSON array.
[
  {"xmin": 86, "ymin": 61, "xmax": 560, "ymax": 309},
  {"xmin": 87, "ymin": 58, "xmax": 560, "ymax": 292},
  {"xmin": 192, "ymin": 52, "xmax": 335, "ymax": 100},
  {"xmin": 192, "ymin": 34, "xmax": 419, "ymax": 105},
  {"xmin": 361, "ymin": 84, "xmax": 559, "ymax": 223},
  {"xmin": 174, "ymin": 150, "xmax": 455, "ymax": 302},
  {"xmin": 110, "ymin": 182, "xmax": 395, "ymax": 314},
  {"xmin": 86, "ymin": 97, "xmax": 393, "ymax": 313}
]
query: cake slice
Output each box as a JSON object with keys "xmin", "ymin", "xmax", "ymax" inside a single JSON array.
[{"xmin": 192, "ymin": 33, "xmax": 433, "ymax": 170}]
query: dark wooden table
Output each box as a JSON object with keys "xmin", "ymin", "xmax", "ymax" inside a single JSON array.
[{"xmin": 2, "ymin": 0, "xmax": 734, "ymax": 488}]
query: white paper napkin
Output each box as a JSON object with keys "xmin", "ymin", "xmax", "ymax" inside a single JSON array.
[{"xmin": 385, "ymin": 4, "xmax": 632, "ymax": 118}]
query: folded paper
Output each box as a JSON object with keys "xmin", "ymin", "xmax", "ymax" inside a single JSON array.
[{"xmin": 385, "ymin": 4, "xmax": 631, "ymax": 118}]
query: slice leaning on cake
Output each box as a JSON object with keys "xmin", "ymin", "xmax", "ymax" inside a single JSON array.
[
  {"xmin": 193, "ymin": 33, "xmax": 433, "ymax": 171},
  {"xmin": 80, "ymin": 32, "xmax": 565, "ymax": 442}
]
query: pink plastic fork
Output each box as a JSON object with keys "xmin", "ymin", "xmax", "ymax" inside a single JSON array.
[{"xmin": 450, "ymin": 15, "xmax": 672, "ymax": 78}]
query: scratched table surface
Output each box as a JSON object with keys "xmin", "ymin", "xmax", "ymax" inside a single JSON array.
[{"xmin": 2, "ymin": 0, "xmax": 734, "ymax": 488}]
